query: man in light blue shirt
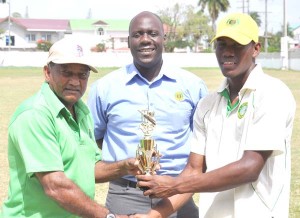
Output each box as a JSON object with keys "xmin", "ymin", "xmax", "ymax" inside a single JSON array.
[{"xmin": 88, "ymin": 11, "xmax": 208, "ymax": 217}]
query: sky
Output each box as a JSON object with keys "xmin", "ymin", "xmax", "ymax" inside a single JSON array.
[{"xmin": 0, "ymin": 0, "xmax": 299, "ymax": 33}]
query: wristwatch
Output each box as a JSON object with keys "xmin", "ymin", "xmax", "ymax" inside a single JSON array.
[{"xmin": 106, "ymin": 213, "xmax": 116, "ymax": 218}]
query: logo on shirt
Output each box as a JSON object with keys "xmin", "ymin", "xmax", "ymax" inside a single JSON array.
[
  {"xmin": 175, "ymin": 91, "xmax": 184, "ymax": 101},
  {"xmin": 238, "ymin": 102, "xmax": 248, "ymax": 119}
]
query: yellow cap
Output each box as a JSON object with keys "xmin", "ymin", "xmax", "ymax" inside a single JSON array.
[{"xmin": 211, "ymin": 13, "xmax": 259, "ymax": 45}]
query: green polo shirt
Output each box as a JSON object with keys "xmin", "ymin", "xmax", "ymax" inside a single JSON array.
[{"xmin": 1, "ymin": 82, "xmax": 101, "ymax": 218}]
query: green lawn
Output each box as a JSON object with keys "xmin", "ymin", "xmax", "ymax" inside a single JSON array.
[{"xmin": 0, "ymin": 67, "xmax": 299, "ymax": 217}]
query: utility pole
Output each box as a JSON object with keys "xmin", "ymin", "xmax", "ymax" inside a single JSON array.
[
  {"xmin": 242, "ymin": 0, "xmax": 244, "ymax": 13},
  {"xmin": 8, "ymin": 0, "xmax": 11, "ymax": 51},
  {"xmin": 281, "ymin": 0, "xmax": 288, "ymax": 70},
  {"xmin": 238, "ymin": 0, "xmax": 249, "ymax": 14},
  {"xmin": 264, "ymin": 0, "xmax": 268, "ymax": 53},
  {"xmin": 1, "ymin": 0, "xmax": 11, "ymax": 51},
  {"xmin": 247, "ymin": 0, "xmax": 249, "ymax": 14}
]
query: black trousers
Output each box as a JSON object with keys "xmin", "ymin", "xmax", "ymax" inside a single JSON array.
[{"xmin": 106, "ymin": 178, "xmax": 199, "ymax": 218}]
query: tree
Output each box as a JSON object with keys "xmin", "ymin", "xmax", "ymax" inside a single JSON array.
[
  {"xmin": 259, "ymin": 23, "xmax": 295, "ymax": 53},
  {"xmin": 12, "ymin": 12, "xmax": 22, "ymax": 18},
  {"xmin": 0, "ymin": 28, "xmax": 5, "ymax": 39},
  {"xmin": 157, "ymin": 3, "xmax": 213, "ymax": 52},
  {"xmin": 249, "ymin": 11, "xmax": 261, "ymax": 27},
  {"xmin": 158, "ymin": 3, "xmax": 183, "ymax": 42},
  {"xmin": 287, "ymin": 23, "xmax": 294, "ymax": 38},
  {"xmin": 157, "ymin": 3, "xmax": 188, "ymax": 52},
  {"xmin": 197, "ymin": 0, "xmax": 230, "ymax": 31},
  {"xmin": 183, "ymin": 8, "xmax": 213, "ymax": 52}
]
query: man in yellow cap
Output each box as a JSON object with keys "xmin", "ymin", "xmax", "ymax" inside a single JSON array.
[
  {"xmin": 135, "ymin": 13, "xmax": 296, "ymax": 218},
  {"xmin": 1, "ymin": 37, "xmax": 139, "ymax": 218}
]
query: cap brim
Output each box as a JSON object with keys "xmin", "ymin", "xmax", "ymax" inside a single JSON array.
[
  {"xmin": 211, "ymin": 28, "xmax": 252, "ymax": 45},
  {"xmin": 49, "ymin": 57, "xmax": 98, "ymax": 73}
]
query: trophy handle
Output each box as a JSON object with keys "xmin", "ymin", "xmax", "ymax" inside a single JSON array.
[{"xmin": 137, "ymin": 139, "xmax": 160, "ymax": 175}]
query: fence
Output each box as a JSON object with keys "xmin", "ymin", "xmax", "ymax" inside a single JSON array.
[{"xmin": 1, "ymin": 51, "xmax": 300, "ymax": 71}]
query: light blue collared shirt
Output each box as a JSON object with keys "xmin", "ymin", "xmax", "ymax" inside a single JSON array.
[{"xmin": 88, "ymin": 63, "xmax": 208, "ymax": 180}]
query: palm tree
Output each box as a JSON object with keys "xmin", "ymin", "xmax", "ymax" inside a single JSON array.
[
  {"xmin": 198, "ymin": 0, "xmax": 230, "ymax": 31},
  {"xmin": 249, "ymin": 11, "xmax": 262, "ymax": 27}
]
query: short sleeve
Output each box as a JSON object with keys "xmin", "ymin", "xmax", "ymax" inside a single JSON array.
[{"xmin": 9, "ymin": 109, "xmax": 64, "ymax": 176}]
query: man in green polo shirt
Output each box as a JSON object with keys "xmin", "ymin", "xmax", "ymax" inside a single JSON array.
[{"xmin": 1, "ymin": 37, "xmax": 137, "ymax": 218}]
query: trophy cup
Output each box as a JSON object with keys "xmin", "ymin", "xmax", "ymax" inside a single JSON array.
[{"xmin": 136, "ymin": 109, "xmax": 160, "ymax": 176}]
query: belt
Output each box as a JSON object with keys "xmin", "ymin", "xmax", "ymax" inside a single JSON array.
[
  {"xmin": 114, "ymin": 178, "xmax": 148, "ymax": 191},
  {"xmin": 113, "ymin": 178, "xmax": 137, "ymax": 188},
  {"xmin": 128, "ymin": 180, "xmax": 138, "ymax": 188}
]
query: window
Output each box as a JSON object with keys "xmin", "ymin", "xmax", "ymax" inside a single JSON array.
[
  {"xmin": 41, "ymin": 34, "xmax": 52, "ymax": 41},
  {"xmin": 26, "ymin": 34, "xmax": 36, "ymax": 42},
  {"xmin": 97, "ymin": 27, "xmax": 104, "ymax": 35},
  {"xmin": 120, "ymin": 38, "xmax": 128, "ymax": 43},
  {"xmin": 5, "ymin": 35, "xmax": 15, "ymax": 46}
]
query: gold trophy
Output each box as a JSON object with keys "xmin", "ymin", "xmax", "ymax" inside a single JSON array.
[{"xmin": 136, "ymin": 109, "xmax": 160, "ymax": 176}]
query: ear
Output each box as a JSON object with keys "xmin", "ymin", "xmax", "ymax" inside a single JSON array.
[
  {"xmin": 253, "ymin": 42, "xmax": 261, "ymax": 58},
  {"xmin": 163, "ymin": 34, "xmax": 167, "ymax": 47},
  {"xmin": 44, "ymin": 65, "xmax": 51, "ymax": 82},
  {"xmin": 127, "ymin": 36, "xmax": 130, "ymax": 48}
]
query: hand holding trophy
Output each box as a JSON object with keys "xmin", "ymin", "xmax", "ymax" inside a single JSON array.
[{"xmin": 136, "ymin": 109, "xmax": 160, "ymax": 177}]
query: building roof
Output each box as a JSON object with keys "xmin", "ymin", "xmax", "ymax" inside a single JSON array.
[
  {"xmin": 0, "ymin": 17, "xmax": 131, "ymax": 34},
  {"xmin": 102, "ymin": 19, "xmax": 130, "ymax": 31},
  {"xmin": 93, "ymin": 20, "xmax": 109, "ymax": 26},
  {"xmin": 0, "ymin": 16, "xmax": 71, "ymax": 31},
  {"xmin": 69, "ymin": 19, "xmax": 130, "ymax": 31},
  {"xmin": 70, "ymin": 19, "xmax": 98, "ymax": 30},
  {"xmin": 292, "ymin": 25, "xmax": 300, "ymax": 31}
]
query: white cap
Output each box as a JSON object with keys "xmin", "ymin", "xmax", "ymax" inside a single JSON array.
[{"xmin": 47, "ymin": 37, "xmax": 98, "ymax": 73}]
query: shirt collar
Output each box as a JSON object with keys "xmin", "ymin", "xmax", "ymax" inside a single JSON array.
[
  {"xmin": 217, "ymin": 64, "xmax": 262, "ymax": 94},
  {"xmin": 160, "ymin": 63, "xmax": 177, "ymax": 80},
  {"xmin": 124, "ymin": 63, "xmax": 177, "ymax": 84},
  {"xmin": 41, "ymin": 82, "xmax": 89, "ymax": 117},
  {"xmin": 242, "ymin": 64, "xmax": 262, "ymax": 90}
]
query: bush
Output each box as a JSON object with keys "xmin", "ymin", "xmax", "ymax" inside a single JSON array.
[
  {"xmin": 91, "ymin": 43, "xmax": 106, "ymax": 52},
  {"xmin": 164, "ymin": 40, "xmax": 193, "ymax": 53},
  {"xmin": 36, "ymin": 40, "xmax": 53, "ymax": 51}
]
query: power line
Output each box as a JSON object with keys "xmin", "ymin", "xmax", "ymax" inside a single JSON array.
[
  {"xmin": 251, "ymin": 0, "xmax": 271, "ymax": 53},
  {"xmin": 236, "ymin": 0, "xmax": 249, "ymax": 14}
]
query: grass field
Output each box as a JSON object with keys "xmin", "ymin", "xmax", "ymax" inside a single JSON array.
[{"xmin": 0, "ymin": 67, "xmax": 299, "ymax": 217}]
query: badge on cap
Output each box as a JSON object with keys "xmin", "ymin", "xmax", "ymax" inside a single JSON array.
[
  {"xmin": 75, "ymin": 45, "xmax": 84, "ymax": 57},
  {"xmin": 226, "ymin": 18, "xmax": 240, "ymax": 26}
]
